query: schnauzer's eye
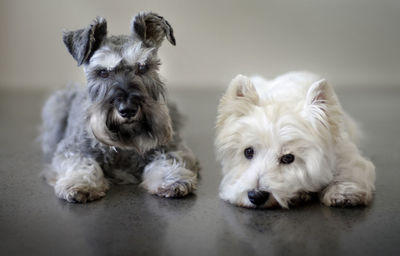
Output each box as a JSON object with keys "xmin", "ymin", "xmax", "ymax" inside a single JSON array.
[
  {"xmin": 98, "ymin": 69, "xmax": 110, "ymax": 78},
  {"xmin": 280, "ymin": 154, "xmax": 295, "ymax": 164},
  {"xmin": 137, "ymin": 64, "xmax": 149, "ymax": 75},
  {"xmin": 244, "ymin": 147, "xmax": 254, "ymax": 159}
]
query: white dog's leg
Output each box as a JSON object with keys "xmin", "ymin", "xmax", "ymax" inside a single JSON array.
[
  {"xmin": 320, "ymin": 144, "xmax": 375, "ymax": 207},
  {"xmin": 141, "ymin": 150, "xmax": 199, "ymax": 198},
  {"xmin": 46, "ymin": 155, "xmax": 109, "ymax": 203}
]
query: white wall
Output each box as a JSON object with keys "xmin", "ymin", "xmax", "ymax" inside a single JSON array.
[{"xmin": 1, "ymin": 0, "xmax": 399, "ymax": 90}]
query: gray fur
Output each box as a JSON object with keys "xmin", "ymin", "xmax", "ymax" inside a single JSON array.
[
  {"xmin": 41, "ymin": 12, "xmax": 199, "ymax": 203},
  {"xmin": 132, "ymin": 11, "xmax": 176, "ymax": 47},
  {"xmin": 63, "ymin": 17, "xmax": 107, "ymax": 66}
]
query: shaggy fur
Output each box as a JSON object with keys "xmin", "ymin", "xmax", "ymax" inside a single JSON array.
[
  {"xmin": 215, "ymin": 72, "xmax": 375, "ymax": 208},
  {"xmin": 41, "ymin": 12, "xmax": 199, "ymax": 203}
]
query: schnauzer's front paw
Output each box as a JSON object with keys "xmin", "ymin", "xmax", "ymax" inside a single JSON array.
[
  {"xmin": 64, "ymin": 188, "xmax": 107, "ymax": 203},
  {"xmin": 321, "ymin": 182, "xmax": 372, "ymax": 207},
  {"xmin": 141, "ymin": 160, "xmax": 198, "ymax": 198},
  {"xmin": 155, "ymin": 180, "xmax": 195, "ymax": 198},
  {"xmin": 55, "ymin": 180, "xmax": 109, "ymax": 203}
]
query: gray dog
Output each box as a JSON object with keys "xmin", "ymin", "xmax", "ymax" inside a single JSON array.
[{"xmin": 41, "ymin": 12, "xmax": 199, "ymax": 203}]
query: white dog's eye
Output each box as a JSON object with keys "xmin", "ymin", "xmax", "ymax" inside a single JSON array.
[
  {"xmin": 280, "ymin": 154, "xmax": 295, "ymax": 164},
  {"xmin": 244, "ymin": 147, "xmax": 254, "ymax": 159}
]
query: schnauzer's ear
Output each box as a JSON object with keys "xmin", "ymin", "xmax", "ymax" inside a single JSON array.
[
  {"xmin": 228, "ymin": 74, "xmax": 259, "ymax": 104},
  {"xmin": 63, "ymin": 17, "xmax": 107, "ymax": 66},
  {"xmin": 131, "ymin": 12, "xmax": 176, "ymax": 47}
]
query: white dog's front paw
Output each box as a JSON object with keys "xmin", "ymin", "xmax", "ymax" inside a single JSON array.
[{"xmin": 321, "ymin": 182, "xmax": 372, "ymax": 207}]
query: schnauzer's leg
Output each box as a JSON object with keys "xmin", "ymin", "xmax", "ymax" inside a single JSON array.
[
  {"xmin": 320, "ymin": 151, "xmax": 375, "ymax": 207},
  {"xmin": 46, "ymin": 155, "xmax": 109, "ymax": 203},
  {"xmin": 141, "ymin": 147, "xmax": 199, "ymax": 198}
]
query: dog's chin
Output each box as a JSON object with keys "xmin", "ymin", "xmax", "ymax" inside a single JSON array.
[
  {"xmin": 221, "ymin": 189, "xmax": 282, "ymax": 209},
  {"xmin": 95, "ymin": 125, "xmax": 159, "ymax": 154},
  {"xmin": 241, "ymin": 194, "xmax": 281, "ymax": 209},
  {"xmin": 89, "ymin": 111, "xmax": 158, "ymax": 153}
]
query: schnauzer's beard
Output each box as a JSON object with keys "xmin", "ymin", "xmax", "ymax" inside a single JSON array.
[{"xmin": 88, "ymin": 99, "xmax": 172, "ymax": 153}]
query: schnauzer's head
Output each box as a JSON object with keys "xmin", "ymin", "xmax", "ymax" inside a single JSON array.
[
  {"xmin": 216, "ymin": 74, "xmax": 340, "ymax": 208},
  {"xmin": 63, "ymin": 12, "xmax": 176, "ymax": 152}
]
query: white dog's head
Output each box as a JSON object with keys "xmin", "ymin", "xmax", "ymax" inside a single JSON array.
[{"xmin": 215, "ymin": 73, "xmax": 342, "ymax": 208}]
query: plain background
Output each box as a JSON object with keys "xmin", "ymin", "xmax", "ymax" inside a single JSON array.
[{"xmin": 1, "ymin": 0, "xmax": 400, "ymax": 90}]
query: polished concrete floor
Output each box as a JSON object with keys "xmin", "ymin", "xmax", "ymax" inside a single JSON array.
[{"xmin": 0, "ymin": 86, "xmax": 399, "ymax": 256}]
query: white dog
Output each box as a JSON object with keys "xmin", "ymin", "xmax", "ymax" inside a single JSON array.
[{"xmin": 215, "ymin": 72, "xmax": 375, "ymax": 208}]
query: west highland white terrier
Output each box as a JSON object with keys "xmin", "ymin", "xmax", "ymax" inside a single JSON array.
[{"xmin": 215, "ymin": 72, "xmax": 375, "ymax": 208}]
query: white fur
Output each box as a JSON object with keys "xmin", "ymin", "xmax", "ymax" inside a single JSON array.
[
  {"xmin": 88, "ymin": 44, "xmax": 156, "ymax": 70},
  {"xmin": 123, "ymin": 43, "xmax": 156, "ymax": 65},
  {"xmin": 88, "ymin": 46, "xmax": 123, "ymax": 70},
  {"xmin": 215, "ymin": 72, "xmax": 375, "ymax": 208}
]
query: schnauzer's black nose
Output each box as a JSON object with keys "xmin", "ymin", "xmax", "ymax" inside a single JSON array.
[
  {"xmin": 248, "ymin": 190, "xmax": 270, "ymax": 206},
  {"xmin": 118, "ymin": 103, "xmax": 138, "ymax": 118}
]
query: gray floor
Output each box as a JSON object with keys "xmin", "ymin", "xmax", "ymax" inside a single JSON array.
[{"xmin": 0, "ymin": 86, "xmax": 399, "ymax": 256}]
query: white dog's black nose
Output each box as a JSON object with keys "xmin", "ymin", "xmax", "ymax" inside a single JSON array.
[{"xmin": 248, "ymin": 190, "xmax": 270, "ymax": 206}]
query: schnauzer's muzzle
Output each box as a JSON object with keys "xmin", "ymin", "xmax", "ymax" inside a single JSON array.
[
  {"xmin": 112, "ymin": 87, "xmax": 143, "ymax": 120},
  {"xmin": 117, "ymin": 100, "xmax": 140, "ymax": 119}
]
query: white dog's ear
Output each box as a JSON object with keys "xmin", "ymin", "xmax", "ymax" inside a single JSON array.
[
  {"xmin": 227, "ymin": 74, "xmax": 259, "ymax": 104},
  {"xmin": 305, "ymin": 79, "xmax": 336, "ymax": 106},
  {"xmin": 304, "ymin": 79, "xmax": 338, "ymax": 125}
]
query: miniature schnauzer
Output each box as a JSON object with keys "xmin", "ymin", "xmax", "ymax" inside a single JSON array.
[
  {"xmin": 41, "ymin": 12, "xmax": 199, "ymax": 203},
  {"xmin": 215, "ymin": 72, "xmax": 375, "ymax": 208}
]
